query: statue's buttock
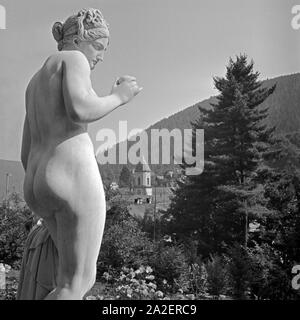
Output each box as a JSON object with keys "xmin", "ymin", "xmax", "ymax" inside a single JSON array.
[{"xmin": 23, "ymin": 132, "xmax": 105, "ymax": 217}]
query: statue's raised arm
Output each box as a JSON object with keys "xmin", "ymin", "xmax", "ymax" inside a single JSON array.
[{"xmin": 62, "ymin": 50, "xmax": 142, "ymax": 123}]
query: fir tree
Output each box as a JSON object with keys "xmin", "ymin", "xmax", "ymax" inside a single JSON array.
[{"xmin": 166, "ymin": 54, "xmax": 278, "ymax": 257}]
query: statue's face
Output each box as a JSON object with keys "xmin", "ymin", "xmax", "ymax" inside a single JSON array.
[{"xmin": 76, "ymin": 37, "xmax": 109, "ymax": 70}]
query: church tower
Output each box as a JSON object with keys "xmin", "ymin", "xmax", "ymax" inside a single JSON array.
[{"xmin": 134, "ymin": 156, "xmax": 152, "ymax": 197}]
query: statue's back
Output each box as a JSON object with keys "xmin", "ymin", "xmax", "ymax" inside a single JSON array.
[
  {"xmin": 26, "ymin": 53, "xmax": 85, "ymax": 146},
  {"xmin": 23, "ymin": 53, "xmax": 103, "ymax": 217}
]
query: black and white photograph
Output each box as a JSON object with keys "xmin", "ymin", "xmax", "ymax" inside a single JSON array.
[{"xmin": 0, "ymin": 0, "xmax": 300, "ymax": 306}]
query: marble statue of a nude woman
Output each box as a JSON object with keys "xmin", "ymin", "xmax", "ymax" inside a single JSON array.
[{"xmin": 17, "ymin": 8, "xmax": 142, "ymax": 300}]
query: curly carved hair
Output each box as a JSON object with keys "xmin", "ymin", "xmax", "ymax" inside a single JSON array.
[{"xmin": 52, "ymin": 8, "xmax": 110, "ymax": 51}]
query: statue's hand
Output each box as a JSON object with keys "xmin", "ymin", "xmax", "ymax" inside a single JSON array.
[
  {"xmin": 111, "ymin": 75, "xmax": 143, "ymax": 106},
  {"xmin": 115, "ymin": 75, "xmax": 136, "ymax": 85}
]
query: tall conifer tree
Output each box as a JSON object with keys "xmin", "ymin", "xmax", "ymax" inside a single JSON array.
[{"xmin": 166, "ymin": 55, "xmax": 278, "ymax": 256}]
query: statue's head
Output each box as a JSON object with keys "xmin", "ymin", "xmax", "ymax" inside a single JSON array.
[{"xmin": 52, "ymin": 8, "xmax": 110, "ymax": 70}]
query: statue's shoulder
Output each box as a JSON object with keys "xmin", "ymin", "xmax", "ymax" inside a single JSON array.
[
  {"xmin": 40, "ymin": 51, "xmax": 86, "ymax": 68},
  {"xmin": 63, "ymin": 50, "xmax": 86, "ymax": 60},
  {"xmin": 62, "ymin": 50, "xmax": 90, "ymax": 70}
]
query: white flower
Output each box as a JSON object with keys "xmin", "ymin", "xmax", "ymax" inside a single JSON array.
[
  {"xmin": 142, "ymin": 289, "xmax": 149, "ymax": 296},
  {"xmin": 130, "ymin": 271, "xmax": 136, "ymax": 278},
  {"xmin": 146, "ymin": 266, "xmax": 153, "ymax": 273},
  {"xmin": 148, "ymin": 282, "xmax": 157, "ymax": 289},
  {"xmin": 103, "ymin": 272, "xmax": 110, "ymax": 280},
  {"xmin": 139, "ymin": 266, "xmax": 146, "ymax": 273},
  {"xmin": 156, "ymin": 291, "xmax": 164, "ymax": 298}
]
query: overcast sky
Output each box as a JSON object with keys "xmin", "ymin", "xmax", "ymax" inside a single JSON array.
[{"xmin": 0, "ymin": 0, "xmax": 299, "ymax": 161}]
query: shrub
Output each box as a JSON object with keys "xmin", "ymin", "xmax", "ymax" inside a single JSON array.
[
  {"xmin": 0, "ymin": 193, "xmax": 33, "ymax": 269},
  {"xmin": 247, "ymin": 243, "xmax": 300, "ymax": 300},
  {"xmin": 205, "ymin": 254, "xmax": 228, "ymax": 297},
  {"xmin": 224, "ymin": 243, "xmax": 252, "ymax": 299},
  {"xmin": 97, "ymin": 199, "xmax": 154, "ymax": 277},
  {"xmin": 0, "ymin": 265, "xmax": 19, "ymax": 300},
  {"xmin": 177, "ymin": 263, "xmax": 208, "ymax": 296},
  {"xmin": 138, "ymin": 207, "xmax": 155, "ymax": 237},
  {"xmin": 246, "ymin": 243, "xmax": 275, "ymax": 299},
  {"xmin": 87, "ymin": 266, "xmax": 198, "ymax": 301},
  {"xmin": 149, "ymin": 241, "xmax": 189, "ymax": 292},
  {"xmin": 101, "ymin": 266, "xmax": 163, "ymax": 300}
]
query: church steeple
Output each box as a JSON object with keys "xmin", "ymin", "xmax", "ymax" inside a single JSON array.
[
  {"xmin": 135, "ymin": 156, "xmax": 151, "ymax": 173},
  {"xmin": 133, "ymin": 156, "xmax": 152, "ymax": 196}
]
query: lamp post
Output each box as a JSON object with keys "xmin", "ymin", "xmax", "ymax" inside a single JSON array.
[
  {"xmin": 5, "ymin": 173, "xmax": 12, "ymax": 199},
  {"xmin": 4, "ymin": 173, "xmax": 12, "ymax": 219},
  {"xmin": 244, "ymin": 198, "xmax": 248, "ymax": 248},
  {"xmin": 153, "ymin": 175, "xmax": 157, "ymax": 242}
]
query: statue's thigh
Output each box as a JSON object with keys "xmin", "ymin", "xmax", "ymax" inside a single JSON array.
[{"xmin": 54, "ymin": 203, "xmax": 105, "ymax": 282}]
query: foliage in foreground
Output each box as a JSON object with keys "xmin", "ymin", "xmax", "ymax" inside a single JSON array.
[{"xmin": 0, "ymin": 193, "xmax": 33, "ymax": 270}]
